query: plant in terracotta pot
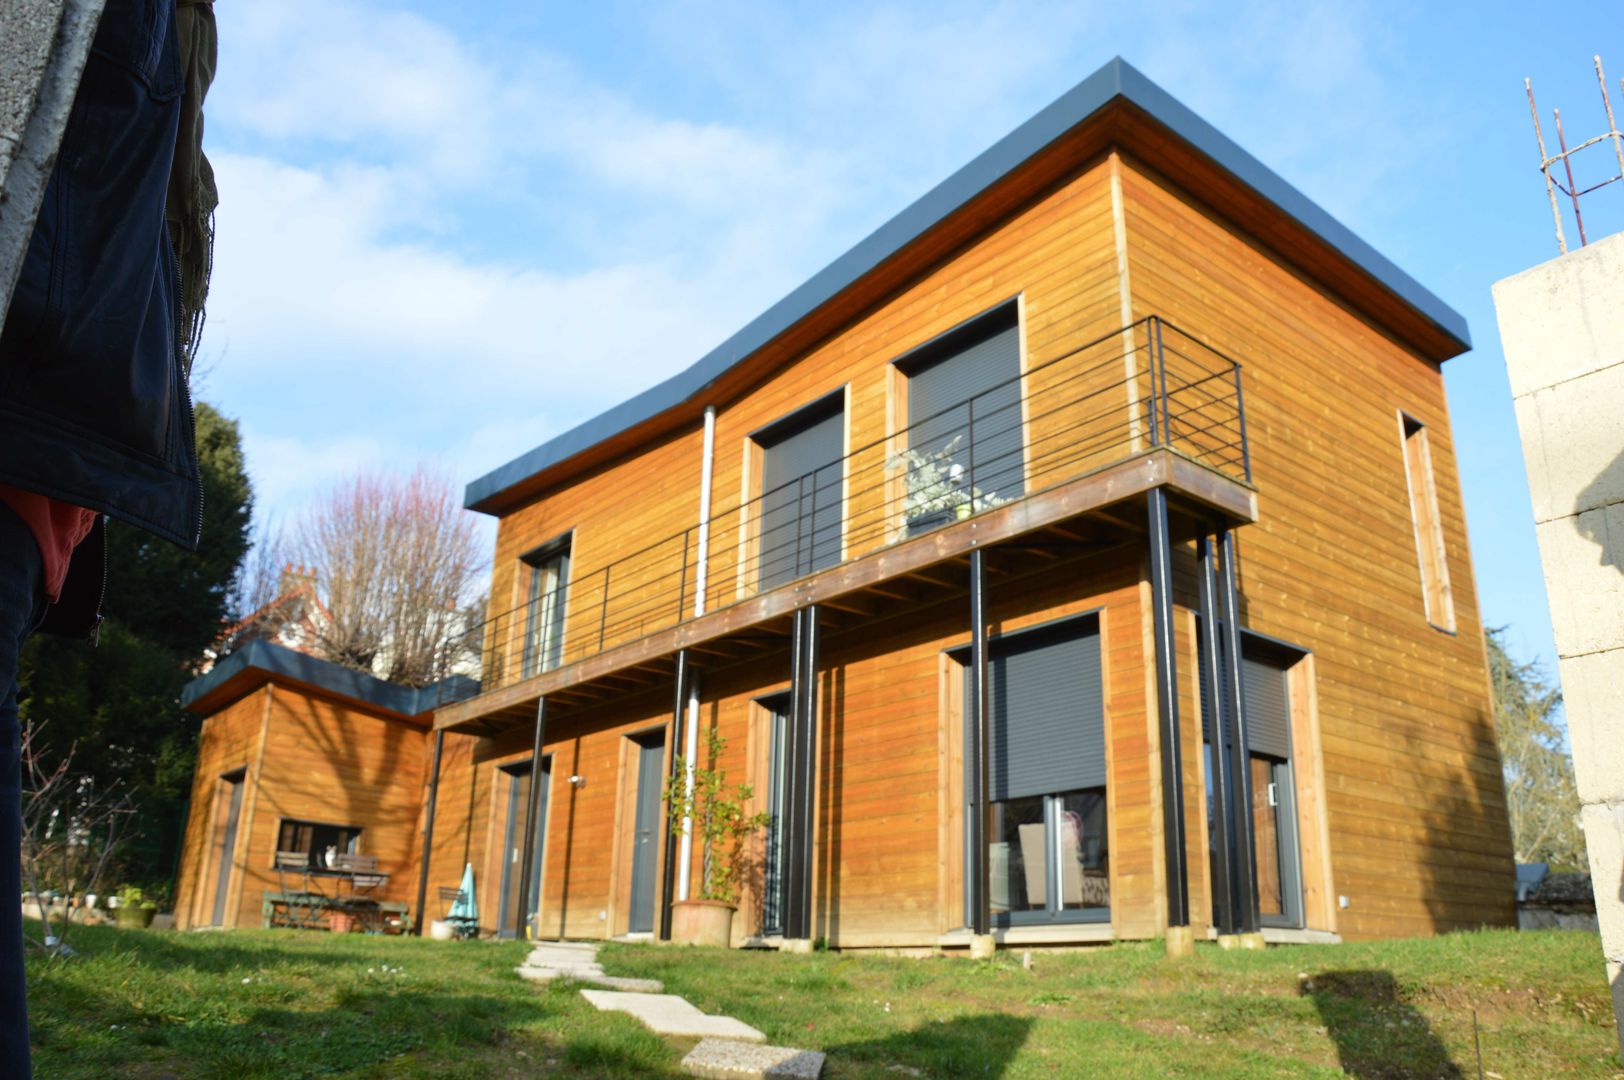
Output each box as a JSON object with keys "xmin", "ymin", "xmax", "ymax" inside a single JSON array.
[
  {"xmin": 663, "ymin": 726, "xmax": 769, "ymax": 947},
  {"xmin": 113, "ymin": 885, "xmax": 156, "ymax": 929}
]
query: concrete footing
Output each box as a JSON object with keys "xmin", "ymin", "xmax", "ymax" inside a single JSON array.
[
  {"xmin": 778, "ymin": 938, "xmax": 814, "ymax": 955},
  {"xmin": 968, "ymin": 934, "xmax": 996, "ymax": 960},
  {"xmin": 1217, "ymin": 932, "xmax": 1267, "ymax": 951},
  {"xmin": 1164, "ymin": 926, "xmax": 1195, "ymax": 958}
]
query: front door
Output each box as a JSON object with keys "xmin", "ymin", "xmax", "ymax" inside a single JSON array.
[
  {"xmin": 627, "ymin": 735, "xmax": 665, "ymax": 934},
  {"xmin": 210, "ymin": 770, "xmax": 245, "ymax": 926},
  {"xmin": 497, "ymin": 759, "xmax": 549, "ymax": 939},
  {"xmin": 761, "ymin": 696, "xmax": 791, "ymax": 936}
]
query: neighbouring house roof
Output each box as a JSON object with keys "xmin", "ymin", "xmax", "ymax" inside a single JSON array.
[
  {"xmin": 465, "ymin": 56, "xmax": 1471, "ymax": 515},
  {"xmin": 180, "ymin": 638, "xmax": 479, "ymax": 721}
]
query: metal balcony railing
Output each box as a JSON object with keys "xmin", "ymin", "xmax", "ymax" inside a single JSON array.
[{"xmin": 440, "ymin": 316, "xmax": 1250, "ymax": 705}]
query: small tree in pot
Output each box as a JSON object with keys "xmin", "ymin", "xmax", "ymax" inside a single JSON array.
[{"xmin": 663, "ymin": 726, "xmax": 769, "ymax": 946}]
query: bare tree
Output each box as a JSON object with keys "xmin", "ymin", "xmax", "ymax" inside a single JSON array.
[
  {"xmin": 293, "ymin": 467, "xmax": 484, "ymax": 687},
  {"xmin": 20, "ymin": 721, "xmax": 133, "ymax": 956}
]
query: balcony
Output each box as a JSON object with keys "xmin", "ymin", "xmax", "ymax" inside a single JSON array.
[{"xmin": 436, "ymin": 317, "xmax": 1256, "ymax": 735}]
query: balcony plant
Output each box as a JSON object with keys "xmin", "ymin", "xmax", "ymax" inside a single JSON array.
[
  {"xmin": 662, "ymin": 726, "xmax": 770, "ymax": 947},
  {"xmin": 889, "ymin": 436, "xmax": 1006, "ymax": 534}
]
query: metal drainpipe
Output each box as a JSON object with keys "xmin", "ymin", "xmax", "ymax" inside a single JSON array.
[{"xmin": 678, "ymin": 405, "xmax": 716, "ymax": 900}]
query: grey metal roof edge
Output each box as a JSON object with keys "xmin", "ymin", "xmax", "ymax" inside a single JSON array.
[
  {"xmin": 466, "ymin": 56, "xmax": 1470, "ymax": 513},
  {"xmin": 180, "ymin": 639, "xmax": 477, "ymax": 718}
]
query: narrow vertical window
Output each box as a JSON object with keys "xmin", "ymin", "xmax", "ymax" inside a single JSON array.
[
  {"xmin": 522, "ymin": 538, "xmax": 571, "ymax": 676},
  {"xmin": 1399, "ymin": 414, "xmax": 1455, "ymax": 631}
]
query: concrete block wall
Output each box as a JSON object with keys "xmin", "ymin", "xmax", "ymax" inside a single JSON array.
[{"xmin": 1493, "ymin": 229, "xmax": 1624, "ymax": 1058}]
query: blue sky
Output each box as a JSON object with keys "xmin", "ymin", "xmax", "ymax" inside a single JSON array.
[{"xmin": 197, "ymin": 1, "xmax": 1624, "ymax": 673}]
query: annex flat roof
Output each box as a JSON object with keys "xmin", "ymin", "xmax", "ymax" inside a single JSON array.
[
  {"xmin": 180, "ymin": 638, "xmax": 477, "ymax": 720},
  {"xmin": 466, "ymin": 56, "xmax": 1471, "ymax": 515}
]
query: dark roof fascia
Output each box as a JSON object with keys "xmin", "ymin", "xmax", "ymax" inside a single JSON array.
[
  {"xmin": 465, "ymin": 57, "xmax": 1471, "ymax": 515},
  {"xmin": 180, "ymin": 639, "xmax": 477, "ymax": 719}
]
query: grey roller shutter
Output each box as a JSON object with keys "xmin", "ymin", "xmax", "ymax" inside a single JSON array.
[
  {"xmin": 975, "ymin": 620, "xmax": 1105, "ymax": 802},
  {"xmin": 760, "ymin": 405, "xmax": 843, "ymax": 590},
  {"xmin": 906, "ymin": 310, "xmax": 1025, "ymax": 505},
  {"xmin": 1241, "ymin": 654, "xmax": 1291, "ymax": 759},
  {"xmin": 1197, "ymin": 626, "xmax": 1293, "ymax": 759}
]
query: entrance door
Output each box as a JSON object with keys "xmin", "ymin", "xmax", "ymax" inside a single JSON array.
[
  {"xmin": 761, "ymin": 696, "xmax": 791, "ymax": 936},
  {"xmin": 210, "ymin": 770, "xmax": 246, "ymax": 926},
  {"xmin": 497, "ymin": 759, "xmax": 550, "ymax": 939},
  {"xmin": 627, "ymin": 735, "xmax": 665, "ymax": 934}
]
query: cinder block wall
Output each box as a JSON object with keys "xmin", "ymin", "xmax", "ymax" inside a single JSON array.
[{"xmin": 1493, "ymin": 229, "xmax": 1624, "ymax": 1058}]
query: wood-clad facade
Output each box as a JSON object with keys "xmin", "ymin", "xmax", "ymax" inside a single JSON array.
[{"xmin": 176, "ymin": 60, "xmax": 1513, "ymax": 946}]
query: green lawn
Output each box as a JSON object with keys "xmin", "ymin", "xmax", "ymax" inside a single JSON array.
[{"xmin": 25, "ymin": 923, "xmax": 1623, "ymax": 1078}]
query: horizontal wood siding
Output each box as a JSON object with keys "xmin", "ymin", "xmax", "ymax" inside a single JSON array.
[
  {"xmin": 174, "ymin": 691, "xmax": 268, "ymax": 930},
  {"xmin": 1118, "ymin": 156, "xmax": 1512, "ymax": 938}
]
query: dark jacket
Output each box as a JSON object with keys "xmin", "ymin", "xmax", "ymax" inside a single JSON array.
[{"xmin": 0, "ymin": 0, "xmax": 201, "ymax": 553}]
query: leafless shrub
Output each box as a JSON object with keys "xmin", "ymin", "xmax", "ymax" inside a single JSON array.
[{"xmin": 20, "ymin": 721, "xmax": 134, "ymax": 957}]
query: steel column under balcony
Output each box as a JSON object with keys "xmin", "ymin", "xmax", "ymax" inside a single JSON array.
[
  {"xmin": 659, "ymin": 650, "xmax": 689, "ymax": 941},
  {"xmin": 413, "ymin": 729, "xmax": 445, "ymax": 936},
  {"xmin": 1198, "ymin": 534, "xmax": 1238, "ymax": 935},
  {"xmin": 513, "ymin": 696, "xmax": 548, "ymax": 941},
  {"xmin": 966, "ymin": 548, "xmax": 991, "ymax": 935},
  {"xmin": 1216, "ymin": 526, "xmax": 1260, "ymax": 935},
  {"xmin": 1147, "ymin": 487, "xmax": 1190, "ymax": 929}
]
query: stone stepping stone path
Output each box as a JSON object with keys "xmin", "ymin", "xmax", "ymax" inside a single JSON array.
[
  {"xmin": 513, "ymin": 940, "xmax": 664, "ymax": 992},
  {"xmin": 579, "ymin": 988, "xmax": 766, "ymax": 1042},
  {"xmin": 517, "ymin": 941, "xmax": 825, "ymax": 1078},
  {"xmin": 680, "ymin": 1038, "xmax": 827, "ymax": 1079}
]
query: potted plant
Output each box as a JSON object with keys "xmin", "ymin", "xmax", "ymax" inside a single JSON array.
[
  {"xmin": 113, "ymin": 885, "xmax": 156, "ymax": 929},
  {"xmin": 889, "ymin": 436, "xmax": 1005, "ymax": 536},
  {"xmin": 663, "ymin": 726, "xmax": 770, "ymax": 947}
]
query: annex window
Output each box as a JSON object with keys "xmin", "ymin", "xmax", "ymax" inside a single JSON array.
[
  {"xmin": 522, "ymin": 536, "xmax": 571, "ymax": 677},
  {"xmin": 897, "ymin": 302, "xmax": 1024, "ymax": 532},
  {"xmin": 1398, "ymin": 413, "xmax": 1454, "ymax": 631},
  {"xmin": 277, "ymin": 819, "xmax": 362, "ymax": 871},
  {"xmin": 960, "ymin": 614, "xmax": 1109, "ymax": 924},
  {"xmin": 755, "ymin": 393, "xmax": 844, "ymax": 591}
]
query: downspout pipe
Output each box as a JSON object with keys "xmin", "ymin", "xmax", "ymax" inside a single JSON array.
[{"xmin": 678, "ymin": 405, "xmax": 716, "ymax": 900}]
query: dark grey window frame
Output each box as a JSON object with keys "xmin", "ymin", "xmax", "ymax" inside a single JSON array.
[
  {"xmin": 755, "ymin": 691, "xmax": 793, "ymax": 937},
  {"xmin": 1196, "ymin": 623, "xmax": 1308, "ymax": 930},
  {"xmin": 893, "ymin": 299, "xmax": 1026, "ymax": 533},
  {"xmin": 752, "ymin": 389, "xmax": 846, "ymax": 591},
  {"xmin": 947, "ymin": 608, "xmax": 1110, "ymax": 928},
  {"xmin": 496, "ymin": 756, "xmax": 550, "ymax": 940},
  {"xmin": 520, "ymin": 532, "xmax": 572, "ymax": 678}
]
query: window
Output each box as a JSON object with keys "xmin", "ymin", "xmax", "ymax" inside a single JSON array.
[
  {"xmin": 1399, "ymin": 413, "xmax": 1455, "ymax": 630},
  {"xmin": 522, "ymin": 537, "xmax": 571, "ymax": 676},
  {"xmin": 758, "ymin": 693, "xmax": 792, "ymax": 936},
  {"xmin": 277, "ymin": 819, "xmax": 362, "ymax": 870},
  {"xmin": 961, "ymin": 615, "xmax": 1109, "ymax": 924},
  {"xmin": 756, "ymin": 394, "xmax": 844, "ymax": 591},
  {"xmin": 898, "ymin": 303, "xmax": 1024, "ymax": 532}
]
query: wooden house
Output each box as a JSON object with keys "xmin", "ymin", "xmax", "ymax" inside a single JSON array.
[{"xmin": 174, "ymin": 59, "xmax": 1514, "ymax": 948}]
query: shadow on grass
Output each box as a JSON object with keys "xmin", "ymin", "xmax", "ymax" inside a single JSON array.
[
  {"xmin": 1303, "ymin": 970, "xmax": 1461, "ymax": 1079},
  {"xmin": 827, "ymin": 1013, "xmax": 1033, "ymax": 1079}
]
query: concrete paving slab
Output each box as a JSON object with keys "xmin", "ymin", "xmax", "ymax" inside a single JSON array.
[
  {"xmin": 681, "ymin": 1038, "xmax": 825, "ymax": 1079},
  {"xmin": 515, "ymin": 966, "xmax": 663, "ymax": 992},
  {"xmin": 580, "ymin": 989, "xmax": 765, "ymax": 1042}
]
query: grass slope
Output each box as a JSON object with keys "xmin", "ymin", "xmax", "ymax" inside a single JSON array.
[{"xmin": 25, "ymin": 924, "xmax": 1622, "ymax": 1078}]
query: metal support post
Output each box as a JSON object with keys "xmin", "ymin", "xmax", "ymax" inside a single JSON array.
[
  {"xmin": 785, "ymin": 608, "xmax": 807, "ymax": 940},
  {"xmin": 1147, "ymin": 488, "xmax": 1190, "ymax": 928},
  {"xmin": 660, "ymin": 651, "xmax": 688, "ymax": 940},
  {"xmin": 967, "ymin": 548, "xmax": 991, "ymax": 935},
  {"xmin": 413, "ymin": 729, "xmax": 445, "ymax": 935},
  {"xmin": 513, "ymin": 696, "xmax": 548, "ymax": 941},
  {"xmin": 1216, "ymin": 526, "xmax": 1259, "ymax": 935},
  {"xmin": 1197, "ymin": 535, "xmax": 1237, "ymax": 934}
]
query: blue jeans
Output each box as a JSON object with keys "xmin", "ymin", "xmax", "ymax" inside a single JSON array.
[{"xmin": 0, "ymin": 503, "xmax": 45, "ymax": 1078}]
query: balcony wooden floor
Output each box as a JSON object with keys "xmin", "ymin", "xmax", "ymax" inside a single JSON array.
[{"xmin": 435, "ymin": 448, "xmax": 1255, "ymax": 737}]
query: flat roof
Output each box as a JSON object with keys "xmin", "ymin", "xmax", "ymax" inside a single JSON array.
[
  {"xmin": 466, "ymin": 56, "xmax": 1470, "ymax": 514},
  {"xmin": 180, "ymin": 639, "xmax": 477, "ymax": 719}
]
